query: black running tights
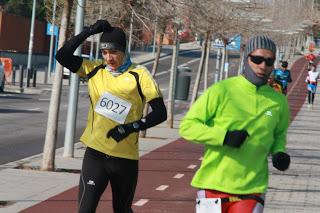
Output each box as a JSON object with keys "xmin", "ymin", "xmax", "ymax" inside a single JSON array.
[{"xmin": 78, "ymin": 147, "xmax": 138, "ymax": 213}]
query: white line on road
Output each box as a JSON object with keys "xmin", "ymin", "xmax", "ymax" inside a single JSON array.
[
  {"xmin": 198, "ymin": 157, "xmax": 203, "ymax": 161},
  {"xmin": 155, "ymin": 58, "xmax": 200, "ymax": 77},
  {"xmin": 156, "ymin": 185, "xmax": 169, "ymax": 191},
  {"xmin": 133, "ymin": 199, "xmax": 149, "ymax": 206},
  {"xmin": 173, "ymin": 173, "xmax": 184, "ymax": 179},
  {"xmin": 0, "ymin": 94, "xmax": 14, "ymax": 97},
  {"xmin": 187, "ymin": 164, "xmax": 197, "ymax": 169},
  {"xmin": 27, "ymin": 108, "xmax": 41, "ymax": 111}
]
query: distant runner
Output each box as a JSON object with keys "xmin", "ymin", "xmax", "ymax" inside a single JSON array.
[
  {"xmin": 305, "ymin": 64, "xmax": 319, "ymax": 107},
  {"xmin": 270, "ymin": 61, "xmax": 292, "ymax": 95}
]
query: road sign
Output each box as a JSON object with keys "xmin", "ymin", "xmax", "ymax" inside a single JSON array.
[
  {"xmin": 212, "ymin": 38, "xmax": 224, "ymax": 48},
  {"xmin": 46, "ymin": 23, "xmax": 59, "ymax": 36},
  {"xmin": 227, "ymin": 34, "xmax": 241, "ymax": 51}
]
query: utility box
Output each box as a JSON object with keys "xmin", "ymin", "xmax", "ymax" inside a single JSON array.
[{"xmin": 175, "ymin": 66, "xmax": 191, "ymax": 101}]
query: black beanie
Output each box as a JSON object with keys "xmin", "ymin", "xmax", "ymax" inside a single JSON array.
[{"xmin": 100, "ymin": 27, "xmax": 127, "ymax": 53}]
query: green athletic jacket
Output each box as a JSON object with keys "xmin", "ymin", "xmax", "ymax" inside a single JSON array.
[{"xmin": 179, "ymin": 75, "xmax": 289, "ymax": 194}]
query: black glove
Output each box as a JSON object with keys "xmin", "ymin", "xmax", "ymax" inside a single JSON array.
[
  {"xmin": 88, "ymin": 20, "xmax": 112, "ymax": 35},
  {"xmin": 107, "ymin": 121, "xmax": 145, "ymax": 143},
  {"xmin": 272, "ymin": 152, "xmax": 290, "ymax": 171},
  {"xmin": 223, "ymin": 130, "xmax": 249, "ymax": 148}
]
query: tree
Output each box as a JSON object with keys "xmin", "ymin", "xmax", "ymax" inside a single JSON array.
[
  {"xmin": 1, "ymin": 0, "xmax": 46, "ymax": 21},
  {"xmin": 41, "ymin": 0, "xmax": 73, "ymax": 171}
]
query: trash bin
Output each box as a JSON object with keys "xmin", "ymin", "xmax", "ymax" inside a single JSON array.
[
  {"xmin": 175, "ymin": 66, "xmax": 191, "ymax": 101},
  {"xmin": 0, "ymin": 62, "xmax": 4, "ymax": 92}
]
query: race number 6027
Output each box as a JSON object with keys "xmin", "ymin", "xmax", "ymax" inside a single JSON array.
[{"xmin": 99, "ymin": 97, "xmax": 127, "ymax": 114}]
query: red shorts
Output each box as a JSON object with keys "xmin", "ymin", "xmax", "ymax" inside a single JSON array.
[{"xmin": 198, "ymin": 189, "xmax": 264, "ymax": 213}]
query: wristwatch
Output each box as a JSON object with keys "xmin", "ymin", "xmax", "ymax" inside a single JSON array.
[{"xmin": 132, "ymin": 122, "xmax": 140, "ymax": 131}]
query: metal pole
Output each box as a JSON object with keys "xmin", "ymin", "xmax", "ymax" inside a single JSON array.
[
  {"xmin": 46, "ymin": 0, "xmax": 57, "ymax": 84},
  {"xmin": 128, "ymin": 9, "xmax": 134, "ymax": 54},
  {"xmin": 26, "ymin": 0, "xmax": 36, "ymax": 87},
  {"xmin": 214, "ymin": 48, "xmax": 221, "ymax": 83},
  {"xmin": 90, "ymin": 37, "xmax": 94, "ymax": 59},
  {"xmin": 95, "ymin": 2, "xmax": 103, "ymax": 60},
  {"xmin": 63, "ymin": 0, "xmax": 86, "ymax": 158}
]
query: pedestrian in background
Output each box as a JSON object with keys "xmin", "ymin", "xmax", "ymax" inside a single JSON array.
[
  {"xmin": 305, "ymin": 64, "xmax": 319, "ymax": 107},
  {"xmin": 270, "ymin": 61, "xmax": 292, "ymax": 95},
  {"xmin": 180, "ymin": 35, "xmax": 290, "ymax": 213},
  {"xmin": 56, "ymin": 20, "xmax": 167, "ymax": 213}
]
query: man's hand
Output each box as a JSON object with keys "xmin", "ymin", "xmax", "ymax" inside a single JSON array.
[
  {"xmin": 272, "ymin": 152, "xmax": 290, "ymax": 171},
  {"xmin": 88, "ymin": 20, "xmax": 112, "ymax": 35},
  {"xmin": 223, "ymin": 130, "xmax": 249, "ymax": 148},
  {"xmin": 107, "ymin": 122, "xmax": 143, "ymax": 143}
]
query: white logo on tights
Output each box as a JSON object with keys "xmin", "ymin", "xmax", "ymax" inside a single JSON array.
[{"xmin": 87, "ymin": 180, "xmax": 95, "ymax": 186}]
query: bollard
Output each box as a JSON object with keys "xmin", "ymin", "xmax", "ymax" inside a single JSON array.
[
  {"xmin": 0, "ymin": 62, "xmax": 4, "ymax": 92},
  {"xmin": 19, "ymin": 65, "xmax": 24, "ymax": 92},
  {"xmin": 12, "ymin": 66, "xmax": 16, "ymax": 85},
  {"xmin": 26, "ymin": 68, "xmax": 31, "ymax": 87},
  {"xmin": 32, "ymin": 67, "xmax": 37, "ymax": 87}
]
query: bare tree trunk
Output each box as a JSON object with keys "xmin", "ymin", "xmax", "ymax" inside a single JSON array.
[
  {"xmin": 190, "ymin": 32, "xmax": 208, "ymax": 106},
  {"xmin": 219, "ymin": 46, "xmax": 226, "ymax": 81},
  {"xmin": 238, "ymin": 49, "xmax": 244, "ymax": 75},
  {"xmin": 204, "ymin": 32, "xmax": 211, "ymax": 90},
  {"xmin": 41, "ymin": 0, "xmax": 73, "ymax": 171},
  {"xmin": 215, "ymin": 47, "xmax": 221, "ymax": 83},
  {"xmin": 167, "ymin": 29, "xmax": 179, "ymax": 128},
  {"xmin": 139, "ymin": 32, "xmax": 164, "ymax": 138}
]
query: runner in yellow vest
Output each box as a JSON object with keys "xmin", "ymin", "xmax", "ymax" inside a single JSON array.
[{"xmin": 56, "ymin": 20, "xmax": 167, "ymax": 213}]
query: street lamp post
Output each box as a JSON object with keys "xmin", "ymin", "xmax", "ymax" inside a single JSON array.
[
  {"xmin": 46, "ymin": 0, "xmax": 57, "ymax": 84},
  {"xmin": 26, "ymin": 0, "xmax": 36, "ymax": 87},
  {"xmin": 63, "ymin": 0, "xmax": 86, "ymax": 157}
]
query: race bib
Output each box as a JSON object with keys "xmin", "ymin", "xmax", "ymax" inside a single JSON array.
[
  {"xmin": 94, "ymin": 92, "xmax": 132, "ymax": 124},
  {"xmin": 196, "ymin": 198, "xmax": 221, "ymax": 213}
]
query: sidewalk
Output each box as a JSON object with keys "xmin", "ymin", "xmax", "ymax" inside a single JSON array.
[{"xmin": 1, "ymin": 48, "xmax": 320, "ymax": 212}]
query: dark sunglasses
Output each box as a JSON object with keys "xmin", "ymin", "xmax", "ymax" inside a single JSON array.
[{"xmin": 249, "ymin": 54, "xmax": 275, "ymax": 66}]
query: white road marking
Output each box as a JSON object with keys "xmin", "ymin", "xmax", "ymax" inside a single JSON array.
[
  {"xmin": 0, "ymin": 94, "xmax": 14, "ymax": 97},
  {"xmin": 155, "ymin": 58, "xmax": 200, "ymax": 77},
  {"xmin": 133, "ymin": 199, "xmax": 149, "ymax": 206},
  {"xmin": 187, "ymin": 164, "xmax": 197, "ymax": 169},
  {"xmin": 199, "ymin": 157, "xmax": 203, "ymax": 161},
  {"xmin": 27, "ymin": 108, "xmax": 41, "ymax": 111},
  {"xmin": 156, "ymin": 185, "xmax": 169, "ymax": 191},
  {"xmin": 173, "ymin": 173, "xmax": 184, "ymax": 179}
]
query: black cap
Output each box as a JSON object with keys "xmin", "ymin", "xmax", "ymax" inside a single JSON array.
[
  {"xmin": 100, "ymin": 27, "xmax": 126, "ymax": 53},
  {"xmin": 281, "ymin": 61, "xmax": 288, "ymax": 68}
]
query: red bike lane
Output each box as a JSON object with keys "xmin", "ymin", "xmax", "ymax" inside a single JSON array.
[{"xmin": 21, "ymin": 56, "xmax": 311, "ymax": 213}]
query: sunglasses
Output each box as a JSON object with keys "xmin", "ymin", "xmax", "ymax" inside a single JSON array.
[{"xmin": 249, "ymin": 55, "xmax": 275, "ymax": 66}]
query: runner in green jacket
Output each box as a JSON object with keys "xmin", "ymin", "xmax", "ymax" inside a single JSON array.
[{"xmin": 180, "ymin": 35, "xmax": 290, "ymax": 213}]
